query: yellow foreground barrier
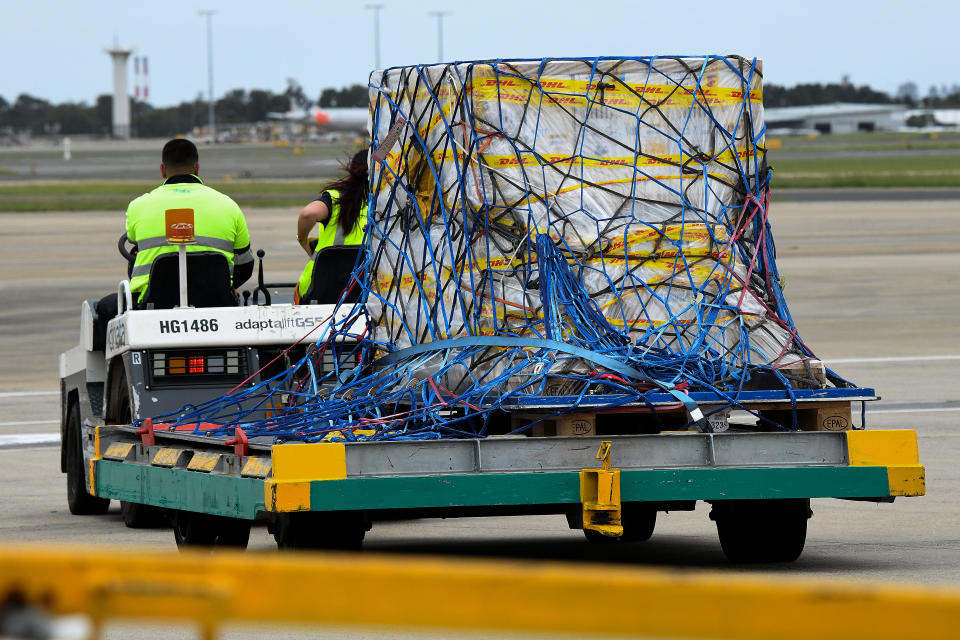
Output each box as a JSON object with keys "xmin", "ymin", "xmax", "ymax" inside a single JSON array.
[{"xmin": 1, "ymin": 545, "xmax": 960, "ymax": 639}]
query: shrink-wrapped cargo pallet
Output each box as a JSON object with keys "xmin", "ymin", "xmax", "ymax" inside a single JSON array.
[
  {"xmin": 366, "ymin": 56, "xmax": 816, "ymax": 396},
  {"xmin": 141, "ymin": 56, "xmax": 847, "ymax": 443}
]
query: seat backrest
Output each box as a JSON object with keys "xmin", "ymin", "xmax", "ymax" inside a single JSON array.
[
  {"xmin": 301, "ymin": 245, "xmax": 363, "ymax": 305},
  {"xmin": 138, "ymin": 251, "xmax": 237, "ymax": 309}
]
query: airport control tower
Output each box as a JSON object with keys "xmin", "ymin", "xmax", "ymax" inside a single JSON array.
[{"xmin": 105, "ymin": 45, "xmax": 133, "ymax": 139}]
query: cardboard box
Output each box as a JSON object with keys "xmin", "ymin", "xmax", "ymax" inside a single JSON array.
[{"xmin": 511, "ymin": 412, "xmax": 596, "ymax": 437}]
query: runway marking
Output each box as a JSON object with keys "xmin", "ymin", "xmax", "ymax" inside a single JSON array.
[
  {"xmin": 0, "ymin": 391, "xmax": 58, "ymax": 398},
  {"xmin": 0, "ymin": 433, "xmax": 60, "ymax": 449},
  {"xmin": 827, "ymin": 355, "xmax": 960, "ymax": 364},
  {"xmin": 0, "ymin": 420, "xmax": 58, "ymax": 427}
]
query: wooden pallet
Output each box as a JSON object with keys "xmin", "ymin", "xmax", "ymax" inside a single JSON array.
[
  {"xmin": 511, "ymin": 412, "xmax": 597, "ymax": 437},
  {"xmin": 754, "ymin": 401, "xmax": 853, "ymax": 431},
  {"xmin": 510, "ymin": 400, "xmax": 854, "ymax": 436}
]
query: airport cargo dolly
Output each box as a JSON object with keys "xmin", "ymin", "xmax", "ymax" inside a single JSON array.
[
  {"xmin": 79, "ymin": 406, "xmax": 923, "ymax": 561},
  {"xmin": 60, "ymin": 249, "xmax": 925, "ymax": 562}
]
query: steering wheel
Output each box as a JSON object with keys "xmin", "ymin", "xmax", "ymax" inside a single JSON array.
[
  {"xmin": 118, "ymin": 233, "xmax": 137, "ymax": 262},
  {"xmin": 118, "ymin": 233, "xmax": 138, "ymax": 280}
]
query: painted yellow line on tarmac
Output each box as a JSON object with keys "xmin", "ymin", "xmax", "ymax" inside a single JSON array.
[{"xmin": 1, "ymin": 546, "xmax": 959, "ymax": 639}]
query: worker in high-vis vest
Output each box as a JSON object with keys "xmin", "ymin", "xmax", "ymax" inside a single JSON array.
[
  {"xmin": 295, "ymin": 150, "xmax": 368, "ymax": 303},
  {"xmin": 92, "ymin": 139, "xmax": 254, "ymax": 347},
  {"xmin": 126, "ymin": 138, "xmax": 254, "ymax": 303}
]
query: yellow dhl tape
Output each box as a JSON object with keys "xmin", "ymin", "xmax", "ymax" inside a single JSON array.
[
  {"xmin": 430, "ymin": 147, "xmax": 750, "ymax": 170},
  {"xmin": 385, "ymin": 77, "xmax": 762, "ymax": 109}
]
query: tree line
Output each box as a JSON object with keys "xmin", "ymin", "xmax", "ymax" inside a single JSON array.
[
  {"xmin": 3, "ymin": 81, "xmax": 960, "ymax": 138},
  {"xmin": 0, "ymin": 84, "xmax": 369, "ymax": 138},
  {"xmin": 764, "ymin": 81, "xmax": 960, "ymax": 109}
]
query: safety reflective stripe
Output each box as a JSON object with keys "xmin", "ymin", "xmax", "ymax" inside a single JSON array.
[
  {"xmin": 131, "ymin": 251, "xmax": 235, "ymax": 280},
  {"xmin": 234, "ymin": 249, "xmax": 253, "ymax": 265},
  {"xmin": 135, "ymin": 235, "xmax": 236, "ymax": 252}
]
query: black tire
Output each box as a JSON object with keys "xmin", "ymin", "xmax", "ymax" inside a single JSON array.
[
  {"xmin": 120, "ymin": 500, "xmax": 169, "ymax": 529},
  {"xmin": 273, "ymin": 511, "xmax": 367, "ymax": 550},
  {"xmin": 65, "ymin": 402, "xmax": 110, "ymax": 515},
  {"xmin": 173, "ymin": 512, "xmax": 218, "ymax": 548},
  {"xmin": 712, "ymin": 499, "xmax": 811, "ymax": 563},
  {"xmin": 621, "ymin": 504, "xmax": 657, "ymax": 542},
  {"xmin": 172, "ymin": 511, "xmax": 251, "ymax": 550},
  {"xmin": 216, "ymin": 518, "xmax": 252, "ymax": 549}
]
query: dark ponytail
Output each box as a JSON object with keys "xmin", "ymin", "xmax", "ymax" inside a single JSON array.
[{"xmin": 323, "ymin": 150, "xmax": 369, "ymax": 236}]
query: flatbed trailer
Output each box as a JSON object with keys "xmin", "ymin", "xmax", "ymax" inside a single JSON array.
[
  {"xmin": 82, "ymin": 407, "xmax": 924, "ymax": 560},
  {"xmin": 59, "ymin": 257, "xmax": 925, "ymax": 561}
]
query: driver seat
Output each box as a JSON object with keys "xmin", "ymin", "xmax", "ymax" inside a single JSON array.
[
  {"xmin": 298, "ymin": 245, "xmax": 363, "ymax": 305},
  {"xmin": 137, "ymin": 251, "xmax": 237, "ymax": 309}
]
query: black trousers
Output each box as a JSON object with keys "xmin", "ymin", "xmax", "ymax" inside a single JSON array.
[{"xmin": 92, "ymin": 293, "xmax": 119, "ymax": 351}]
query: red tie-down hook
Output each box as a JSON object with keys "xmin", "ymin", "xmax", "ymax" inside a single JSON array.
[
  {"xmin": 136, "ymin": 418, "xmax": 155, "ymax": 446},
  {"xmin": 226, "ymin": 426, "xmax": 249, "ymax": 458}
]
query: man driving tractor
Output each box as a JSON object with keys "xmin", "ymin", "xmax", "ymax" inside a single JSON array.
[{"xmin": 95, "ymin": 139, "xmax": 254, "ymax": 332}]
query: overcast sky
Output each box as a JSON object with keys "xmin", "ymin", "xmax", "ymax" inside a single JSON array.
[{"xmin": 1, "ymin": 0, "xmax": 955, "ymax": 106}]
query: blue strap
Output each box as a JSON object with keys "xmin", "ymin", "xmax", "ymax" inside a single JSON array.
[{"xmin": 375, "ymin": 336, "xmax": 709, "ymax": 431}]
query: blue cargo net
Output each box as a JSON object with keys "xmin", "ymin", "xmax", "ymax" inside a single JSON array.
[{"xmin": 142, "ymin": 55, "xmax": 853, "ymax": 443}]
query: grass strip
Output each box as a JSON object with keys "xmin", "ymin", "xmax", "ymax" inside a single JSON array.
[
  {"xmin": 4, "ymin": 148, "xmax": 960, "ymax": 212},
  {"xmin": 769, "ymin": 153, "xmax": 960, "ymax": 187},
  {"xmin": 0, "ymin": 180, "xmax": 324, "ymax": 212}
]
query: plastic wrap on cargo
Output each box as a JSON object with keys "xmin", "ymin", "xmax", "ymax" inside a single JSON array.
[
  {"xmin": 366, "ymin": 56, "xmax": 805, "ymax": 393},
  {"xmin": 139, "ymin": 56, "xmax": 845, "ymax": 444}
]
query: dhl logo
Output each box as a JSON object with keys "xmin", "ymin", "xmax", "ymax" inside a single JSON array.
[
  {"xmin": 375, "ymin": 272, "xmax": 433, "ymax": 291},
  {"xmin": 479, "ymin": 78, "xmax": 525, "ymax": 88},
  {"xmin": 460, "ymin": 256, "xmax": 526, "ymax": 270}
]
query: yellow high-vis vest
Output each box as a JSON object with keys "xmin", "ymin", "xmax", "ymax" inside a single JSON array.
[
  {"xmin": 297, "ymin": 189, "xmax": 367, "ymax": 297},
  {"xmin": 125, "ymin": 175, "xmax": 252, "ymax": 301}
]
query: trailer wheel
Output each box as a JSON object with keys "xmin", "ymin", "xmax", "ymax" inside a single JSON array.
[
  {"xmin": 120, "ymin": 500, "xmax": 169, "ymax": 529},
  {"xmin": 711, "ymin": 499, "xmax": 811, "ymax": 563},
  {"xmin": 65, "ymin": 402, "xmax": 111, "ymax": 515},
  {"xmin": 621, "ymin": 503, "xmax": 657, "ymax": 542},
  {"xmin": 173, "ymin": 512, "xmax": 218, "ymax": 548},
  {"xmin": 172, "ymin": 512, "xmax": 251, "ymax": 549},
  {"xmin": 215, "ymin": 518, "xmax": 252, "ymax": 548},
  {"xmin": 273, "ymin": 512, "xmax": 368, "ymax": 550}
]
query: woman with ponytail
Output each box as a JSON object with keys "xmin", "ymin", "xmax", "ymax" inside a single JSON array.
[{"xmin": 295, "ymin": 150, "xmax": 369, "ymax": 302}]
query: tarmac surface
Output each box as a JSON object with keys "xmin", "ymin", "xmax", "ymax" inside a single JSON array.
[{"xmin": 0, "ymin": 194, "xmax": 959, "ymax": 636}]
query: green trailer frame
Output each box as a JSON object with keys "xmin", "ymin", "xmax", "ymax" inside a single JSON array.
[{"xmin": 88, "ymin": 426, "xmax": 924, "ymax": 522}]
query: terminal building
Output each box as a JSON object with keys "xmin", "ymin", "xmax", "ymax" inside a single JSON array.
[{"xmin": 764, "ymin": 103, "xmax": 907, "ymax": 135}]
